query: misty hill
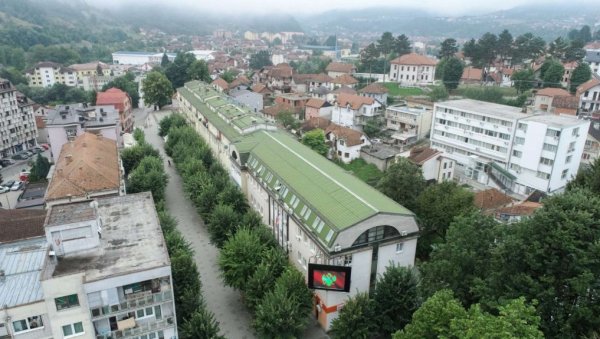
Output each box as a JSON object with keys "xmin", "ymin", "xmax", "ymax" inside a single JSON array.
[{"xmin": 300, "ymin": 4, "xmax": 600, "ymax": 41}]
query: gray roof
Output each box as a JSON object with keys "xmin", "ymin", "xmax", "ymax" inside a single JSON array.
[
  {"xmin": 521, "ymin": 114, "xmax": 589, "ymax": 129},
  {"xmin": 585, "ymin": 50, "xmax": 600, "ymax": 63},
  {"xmin": 0, "ymin": 238, "xmax": 49, "ymax": 308},
  {"xmin": 435, "ymin": 99, "xmax": 525, "ymax": 120},
  {"xmin": 46, "ymin": 192, "xmax": 170, "ymax": 282},
  {"xmin": 46, "ymin": 104, "xmax": 119, "ymax": 128}
]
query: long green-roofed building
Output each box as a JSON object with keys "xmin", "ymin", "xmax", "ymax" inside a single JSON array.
[{"xmin": 176, "ymin": 80, "xmax": 419, "ymax": 331}]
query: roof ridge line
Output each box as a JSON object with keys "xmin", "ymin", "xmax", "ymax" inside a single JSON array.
[{"xmin": 262, "ymin": 132, "xmax": 379, "ymax": 213}]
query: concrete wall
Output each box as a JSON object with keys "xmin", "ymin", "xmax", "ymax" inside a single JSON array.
[{"xmin": 4, "ymin": 303, "xmax": 52, "ymax": 339}]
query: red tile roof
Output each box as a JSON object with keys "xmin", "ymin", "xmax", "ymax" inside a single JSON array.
[
  {"xmin": 577, "ymin": 77, "xmax": 600, "ymax": 96},
  {"xmin": 461, "ymin": 67, "xmax": 483, "ymax": 81},
  {"xmin": 474, "ymin": 188, "xmax": 514, "ymax": 211},
  {"xmin": 359, "ymin": 82, "xmax": 388, "ymax": 94},
  {"xmin": 96, "ymin": 88, "xmax": 128, "ymax": 106},
  {"xmin": 325, "ymin": 62, "xmax": 355, "ymax": 74},
  {"xmin": 332, "ymin": 74, "xmax": 358, "ymax": 85},
  {"xmin": 390, "ymin": 53, "xmax": 437, "ymax": 66},
  {"xmin": 325, "ymin": 123, "xmax": 365, "ymax": 147},
  {"xmin": 407, "ymin": 147, "xmax": 441, "ymax": 166},
  {"xmin": 212, "ymin": 77, "xmax": 229, "ymax": 90},
  {"xmin": 496, "ymin": 201, "xmax": 542, "ymax": 216},
  {"xmin": 336, "ymin": 93, "xmax": 374, "ymax": 110},
  {"xmin": 536, "ymin": 87, "xmax": 570, "ymax": 97},
  {"xmin": 0, "ymin": 209, "xmax": 46, "ymax": 243},
  {"xmin": 305, "ymin": 98, "xmax": 327, "ymax": 108}
]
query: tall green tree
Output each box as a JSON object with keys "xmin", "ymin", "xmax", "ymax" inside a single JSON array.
[
  {"xmin": 441, "ymin": 57, "xmax": 464, "ymax": 91},
  {"xmin": 120, "ymin": 142, "xmax": 161, "ymax": 175},
  {"xmin": 28, "ymin": 154, "xmax": 51, "ymax": 182},
  {"xmin": 142, "ymin": 71, "xmax": 174, "ymax": 109},
  {"xmin": 180, "ymin": 308, "xmax": 225, "ymax": 339},
  {"xmin": 374, "ymin": 265, "xmax": 421, "ymax": 336},
  {"xmin": 567, "ymin": 156, "xmax": 600, "ymax": 194},
  {"xmin": 245, "ymin": 247, "xmax": 289, "ymax": 310},
  {"xmin": 378, "ymin": 32, "xmax": 396, "ymax": 55},
  {"xmin": 497, "ymin": 29, "xmax": 514, "ymax": 59},
  {"xmin": 564, "ymin": 39, "xmax": 586, "ymax": 62},
  {"xmin": 414, "ymin": 181, "xmax": 474, "ymax": 259},
  {"xmin": 438, "ymin": 38, "xmax": 458, "ymax": 59},
  {"xmin": 569, "ymin": 62, "xmax": 592, "ymax": 93},
  {"xmin": 207, "ymin": 203, "xmax": 240, "ymax": 248},
  {"xmin": 161, "ymin": 52, "xmax": 170, "ymax": 67},
  {"xmin": 330, "ymin": 292, "xmax": 378, "ymax": 339},
  {"xmin": 126, "ymin": 156, "xmax": 168, "ymax": 201},
  {"xmin": 187, "ymin": 59, "xmax": 211, "ymax": 83},
  {"xmin": 361, "ymin": 43, "xmax": 380, "ymax": 67},
  {"xmin": 548, "ymin": 37, "xmax": 568, "ymax": 60},
  {"xmin": 249, "ymin": 50, "xmax": 273, "ymax": 70},
  {"xmin": 376, "ymin": 158, "xmax": 426, "ymax": 211},
  {"xmin": 301, "ymin": 129, "xmax": 329, "ymax": 157},
  {"xmin": 511, "ymin": 68, "xmax": 535, "ymax": 94},
  {"xmin": 275, "ymin": 111, "xmax": 300, "ymax": 130},
  {"xmin": 324, "ymin": 35, "xmax": 338, "ymax": 47},
  {"xmin": 165, "ymin": 52, "xmax": 196, "ymax": 88},
  {"xmin": 428, "ymin": 86, "xmax": 449, "ymax": 102},
  {"xmin": 218, "ymin": 228, "xmax": 267, "ymax": 291},
  {"xmin": 102, "ymin": 73, "xmax": 140, "ymax": 108},
  {"xmin": 512, "ymin": 33, "xmax": 546, "ymax": 63},
  {"xmin": 542, "ymin": 61, "xmax": 565, "ymax": 88},
  {"xmin": 476, "ymin": 32, "xmax": 498, "ymax": 67},
  {"xmin": 394, "ymin": 34, "xmax": 412, "ymax": 56}
]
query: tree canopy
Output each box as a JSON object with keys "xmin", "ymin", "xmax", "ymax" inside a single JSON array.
[
  {"xmin": 302, "ymin": 129, "xmax": 329, "ymax": 157},
  {"xmin": 142, "ymin": 71, "xmax": 173, "ymax": 109},
  {"xmin": 376, "ymin": 158, "xmax": 426, "ymax": 211}
]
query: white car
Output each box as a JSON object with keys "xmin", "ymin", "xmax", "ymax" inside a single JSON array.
[
  {"xmin": 0, "ymin": 186, "xmax": 9, "ymax": 194},
  {"xmin": 10, "ymin": 181, "xmax": 23, "ymax": 191}
]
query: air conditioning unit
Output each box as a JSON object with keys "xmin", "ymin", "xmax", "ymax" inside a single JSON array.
[
  {"xmin": 401, "ymin": 231, "xmax": 408, "ymax": 236},
  {"xmin": 334, "ymin": 244, "xmax": 342, "ymax": 252}
]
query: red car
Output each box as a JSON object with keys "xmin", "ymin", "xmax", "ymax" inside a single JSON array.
[{"xmin": 39, "ymin": 144, "xmax": 50, "ymax": 150}]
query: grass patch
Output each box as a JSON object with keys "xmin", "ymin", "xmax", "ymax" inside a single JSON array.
[
  {"xmin": 455, "ymin": 84, "xmax": 518, "ymax": 97},
  {"xmin": 335, "ymin": 158, "xmax": 383, "ymax": 186},
  {"xmin": 383, "ymin": 83, "xmax": 424, "ymax": 97}
]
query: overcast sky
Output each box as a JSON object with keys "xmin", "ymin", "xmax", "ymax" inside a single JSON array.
[{"xmin": 93, "ymin": 0, "xmax": 591, "ymax": 16}]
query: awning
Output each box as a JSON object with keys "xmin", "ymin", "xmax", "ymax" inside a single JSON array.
[{"xmin": 489, "ymin": 162, "xmax": 516, "ymax": 180}]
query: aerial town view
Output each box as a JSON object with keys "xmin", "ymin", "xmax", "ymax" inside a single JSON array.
[{"xmin": 1, "ymin": 0, "xmax": 600, "ymax": 338}]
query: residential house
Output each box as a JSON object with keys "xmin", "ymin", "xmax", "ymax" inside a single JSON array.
[
  {"xmin": 561, "ymin": 61, "xmax": 578, "ymax": 88},
  {"xmin": 328, "ymin": 86, "xmax": 358, "ymax": 104},
  {"xmin": 358, "ymin": 82, "xmax": 389, "ymax": 106},
  {"xmin": 577, "ymin": 76, "xmax": 600, "ymax": 114},
  {"xmin": 111, "ymin": 51, "xmax": 175, "ymax": 65},
  {"xmin": 177, "ymin": 81, "xmax": 418, "ymax": 331},
  {"xmin": 325, "ymin": 122, "xmax": 370, "ymax": 163},
  {"xmin": 211, "ymin": 77, "xmax": 229, "ymax": 92},
  {"xmin": 290, "ymin": 74, "xmax": 313, "ymax": 93},
  {"xmin": 229, "ymin": 75, "xmax": 251, "ymax": 91},
  {"xmin": 305, "ymin": 98, "xmax": 333, "ymax": 120},
  {"xmin": 360, "ymin": 144, "xmax": 399, "ymax": 171},
  {"xmin": 275, "ymin": 93, "xmax": 311, "ymax": 118},
  {"xmin": 332, "ymin": 93, "xmax": 381, "ymax": 131},
  {"xmin": 495, "ymin": 201, "xmax": 542, "ymax": 223},
  {"xmin": 46, "ymin": 104, "xmax": 121, "ymax": 162},
  {"xmin": 306, "ymin": 73, "xmax": 334, "ymax": 92},
  {"xmin": 584, "ymin": 50, "xmax": 600, "ymax": 76},
  {"xmin": 405, "ymin": 147, "xmax": 455, "ymax": 182},
  {"xmin": 45, "ymin": 132, "xmax": 124, "ymax": 206},
  {"xmin": 266, "ymin": 63, "xmax": 294, "ymax": 92},
  {"xmin": 582, "ymin": 118, "xmax": 600, "ymax": 166},
  {"xmin": 551, "ymin": 95, "xmax": 579, "ymax": 116},
  {"xmin": 385, "ymin": 104, "xmax": 432, "ymax": 146},
  {"xmin": 332, "ymin": 74, "xmax": 358, "ymax": 89},
  {"xmin": 389, "ymin": 53, "xmax": 437, "ymax": 86},
  {"xmin": 0, "ymin": 79, "xmax": 38, "ymax": 158},
  {"xmin": 96, "ymin": 88, "xmax": 134, "ymax": 133},
  {"xmin": 431, "ymin": 99, "xmax": 590, "ymax": 196},
  {"xmin": 325, "ymin": 62, "xmax": 356, "ymax": 78},
  {"xmin": 230, "ymin": 88, "xmax": 264, "ymax": 113},
  {"xmin": 69, "ymin": 62, "xmax": 113, "ymax": 91},
  {"xmin": 474, "ymin": 188, "xmax": 514, "ymax": 214},
  {"xmin": 460, "ymin": 67, "xmax": 483, "ymax": 84},
  {"xmin": 251, "ymin": 83, "xmax": 273, "ymax": 102},
  {"xmin": 25, "ymin": 62, "xmax": 77, "ymax": 88},
  {"xmin": 533, "ymin": 87, "xmax": 572, "ymax": 113},
  {"xmin": 310, "ymin": 86, "xmax": 331, "ymax": 101}
]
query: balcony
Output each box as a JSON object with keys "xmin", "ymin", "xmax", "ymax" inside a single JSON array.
[
  {"xmin": 95, "ymin": 316, "xmax": 175, "ymax": 339},
  {"xmin": 90, "ymin": 290, "xmax": 173, "ymax": 320}
]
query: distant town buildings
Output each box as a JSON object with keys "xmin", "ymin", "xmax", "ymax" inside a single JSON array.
[
  {"xmin": 25, "ymin": 62, "xmax": 77, "ymax": 88},
  {"xmin": 111, "ymin": 51, "xmax": 176, "ymax": 65}
]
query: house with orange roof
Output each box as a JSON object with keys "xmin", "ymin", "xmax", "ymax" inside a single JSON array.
[
  {"xmin": 405, "ymin": 146, "xmax": 455, "ymax": 182},
  {"xmin": 332, "ymin": 74, "xmax": 359, "ymax": 89},
  {"xmin": 332, "ymin": 93, "xmax": 381, "ymax": 131},
  {"xmin": 325, "ymin": 122, "xmax": 370, "ymax": 163},
  {"xmin": 495, "ymin": 201, "xmax": 542, "ymax": 223},
  {"xmin": 96, "ymin": 87, "xmax": 133, "ymax": 132},
  {"xmin": 576, "ymin": 76, "xmax": 600, "ymax": 114},
  {"xmin": 305, "ymin": 98, "xmax": 332, "ymax": 120},
  {"xmin": 359, "ymin": 82, "xmax": 389, "ymax": 105},
  {"xmin": 460, "ymin": 67, "xmax": 483, "ymax": 85},
  {"xmin": 533, "ymin": 87, "xmax": 573, "ymax": 113},
  {"xmin": 325, "ymin": 62, "xmax": 356, "ymax": 78},
  {"xmin": 211, "ymin": 77, "xmax": 229, "ymax": 92},
  {"xmin": 389, "ymin": 53, "xmax": 437, "ymax": 86},
  {"xmin": 45, "ymin": 132, "xmax": 124, "ymax": 206}
]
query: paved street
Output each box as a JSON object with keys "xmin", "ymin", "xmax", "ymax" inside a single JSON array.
[{"xmin": 0, "ymin": 149, "xmax": 51, "ymax": 209}]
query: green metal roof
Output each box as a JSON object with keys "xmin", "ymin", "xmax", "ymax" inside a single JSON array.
[
  {"xmin": 489, "ymin": 161, "xmax": 516, "ymax": 180},
  {"xmin": 246, "ymin": 131, "xmax": 412, "ymax": 247}
]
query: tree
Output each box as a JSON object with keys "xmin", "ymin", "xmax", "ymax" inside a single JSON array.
[
  {"xmin": 548, "ymin": 37, "xmax": 568, "ymax": 60},
  {"xmin": 161, "ymin": 52, "xmax": 170, "ymax": 67},
  {"xmin": 96, "ymin": 63, "xmax": 104, "ymax": 76},
  {"xmin": 361, "ymin": 43, "xmax": 380, "ymax": 67},
  {"xmin": 324, "ymin": 35, "xmax": 337, "ymax": 47},
  {"xmin": 207, "ymin": 204, "xmax": 240, "ymax": 248},
  {"xmin": 393, "ymin": 34, "xmax": 412, "ymax": 56},
  {"xmin": 376, "ymin": 158, "xmax": 426, "ymax": 211},
  {"xmin": 28, "ymin": 154, "xmax": 51, "ymax": 182},
  {"xmin": 512, "ymin": 33, "xmax": 545, "ymax": 64},
  {"xmin": 276, "ymin": 111, "xmax": 300, "ymax": 130},
  {"xmin": 219, "ymin": 228, "xmax": 267, "ymax": 291},
  {"xmin": 569, "ymin": 62, "xmax": 592, "ymax": 93},
  {"xmin": 302, "ymin": 129, "xmax": 329, "ymax": 157},
  {"xmin": 374, "ymin": 264, "xmax": 421, "ymax": 336},
  {"xmin": 217, "ymin": 184, "xmax": 249, "ymax": 215},
  {"xmin": 542, "ymin": 61, "xmax": 565, "ymax": 88},
  {"xmin": 497, "ymin": 29, "xmax": 514, "ymax": 60},
  {"xmin": 564, "ymin": 39, "xmax": 586, "ymax": 62},
  {"xmin": 158, "ymin": 113, "xmax": 187, "ymax": 137},
  {"xmin": 485, "ymin": 188, "xmax": 600, "ymax": 337},
  {"xmin": 378, "ymin": 32, "xmax": 396, "ymax": 55},
  {"xmin": 120, "ymin": 143, "xmax": 161, "ymax": 175},
  {"xmin": 272, "ymin": 37, "xmax": 282, "ymax": 46},
  {"xmin": 511, "ymin": 68, "xmax": 535, "ymax": 94},
  {"xmin": 220, "ymin": 70, "xmax": 236, "ymax": 83},
  {"xmin": 441, "ymin": 57, "xmax": 464, "ymax": 91},
  {"xmin": 414, "ymin": 181, "xmax": 474, "ymax": 259},
  {"xmin": 102, "ymin": 73, "xmax": 140, "ymax": 108},
  {"xmin": 187, "ymin": 60, "xmax": 211, "ymax": 83},
  {"xmin": 165, "ymin": 52, "xmax": 196, "ymax": 88},
  {"xmin": 428, "ymin": 86, "xmax": 449, "ymax": 102},
  {"xmin": 126, "ymin": 156, "xmax": 168, "ymax": 202},
  {"xmin": 245, "ymin": 247, "xmax": 289, "ymax": 310},
  {"xmin": 476, "ymin": 32, "xmax": 498, "ymax": 67},
  {"xmin": 330, "ymin": 292, "xmax": 378, "ymax": 339},
  {"xmin": 133, "ymin": 128, "xmax": 145, "ymax": 143},
  {"xmin": 438, "ymin": 38, "xmax": 458, "ymax": 59},
  {"xmin": 362, "ymin": 119, "xmax": 382, "ymax": 138},
  {"xmin": 171, "ymin": 253, "xmax": 202, "ymax": 323},
  {"xmin": 420, "ymin": 211, "xmax": 499, "ymax": 306},
  {"xmin": 180, "ymin": 308, "xmax": 225, "ymax": 339},
  {"xmin": 143, "ymin": 71, "xmax": 173, "ymax": 109},
  {"xmin": 567, "ymin": 156, "xmax": 600, "ymax": 194},
  {"xmin": 249, "ymin": 50, "xmax": 273, "ymax": 70},
  {"xmin": 253, "ymin": 268, "xmax": 313, "ymax": 338}
]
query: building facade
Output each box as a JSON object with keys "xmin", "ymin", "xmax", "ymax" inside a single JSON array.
[
  {"xmin": 431, "ymin": 99, "xmax": 589, "ymax": 195},
  {"xmin": 385, "ymin": 104, "xmax": 432, "ymax": 146},
  {"xmin": 389, "ymin": 53, "xmax": 437, "ymax": 86},
  {"xmin": 0, "ymin": 79, "xmax": 38, "ymax": 158},
  {"xmin": 96, "ymin": 88, "xmax": 134, "ymax": 133},
  {"xmin": 331, "ymin": 94, "xmax": 381, "ymax": 131},
  {"xmin": 25, "ymin": 62, "xmax": 77, "ymax": 88}
]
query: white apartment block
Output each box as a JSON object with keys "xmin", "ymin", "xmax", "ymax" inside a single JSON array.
[
  {"xmin": 0, "ymin": 79, "xmax": 38, "ymax": 158},
  {"xmin": 431, "ymin": 99, "xmax": 589, "ymax": 195},
  {"xmin": 385, "ymin": 104, "xmax": 432, "ymax": 146},
  {"xmin": 0, "ymin": 193, "xmax": 177, "ymax": 339},
  {"xmin": 389, "ymin": 53, "xmax": 437, "ymax": 86},
  {"xmin": 25, "ymin": 62, "xmax": 77, "ymax": 88}
]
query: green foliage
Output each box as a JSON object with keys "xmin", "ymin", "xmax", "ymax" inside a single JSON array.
[
  {"xmin": 570, "ymin": 62, "xmax": 592, "ymax": 94},
  {"xmin": 542, "ymin": 60, "xmax": 565, "ymax": 88},
  {"xmin": 420, "ymin": 211, "xmax": 499, "ymax": 305},
  {"xmin": 143, "ymin": 71, "xmax": 174, "ymax": 109},
  {"xmin": 335, "ymin": 158, "xmax": 383, "ymax": 186},
  {"xmin": 511, "ymin": 68, "xmax": 535, "ymax": 94},
  {"xmin": 132, "ymin": 128, "xmax": 145, "ymax": 143},
  {"xmin": 17, "ymin": 83, "xmax": 95, "ymax": 105},
  {"xmin": 428, "ymin": 86, "xmax": 449, "ymax": 102},
  {"xmin": 382, "ymin": 83, "xmax": 424, "ymax": 97},
  {"xmin": 102, "ymin": 73, "xmax": 140, "ymax": 108},
  {"xmin": 165, "ymin": 52, "xmax": 196, "ymax": 89},
  {"xmin": 126, "ymin": 156, "xmax": 168, "ymax": 201},
  {"xmin": 161, "ymin": 52, "xmax": 170, "ymax": 68},
  {"xmin": 187, "ymin": 59, "xmax": 211, "ymax": 83},
  {"xmin": 362, "ymin": 119, "xmax": 382, "ymax": 138},
  {"xmin": 220, "ymin": 70, "xmax": 236, "ymax": 83},
  {"xmin": 567, "ymin": 156, "xmax": 600, "ymax": 194},
  {"xmin": 219, "ymin": 228, "xmax": 267, "ymax": 291},
  {"xmin": 253, "ymin": 268, "xmax": 313, "ymax": 338},
  {"xmin": 158, "ymin": 113, "xmax": 188, "ymax": 137},
  {"xmin": 459, "ymin": 86, "xmax": 505, "ymax": 104},
  {"xmin": 441, "ymin": 57, "xmax": 464, "ymax": 91},
  {"xmin": 548, "ymin": 37, "xmax": 568, "ymax": 60},
  {"xmin": 324, "ymin": 35, "xmax": 338, "ymax": 47},
  {"xmin": 245, "ymin": 247, "xmax": 289, "ymax": 310},
  {"xmin": 377, "ymin": 158, "xmax": 426, "ymax": 211},
  {"xmin": 374, "ymin": 264, "xmax": 421, "ymax": 336},
  {"xmin": 28, "ymin": 154, "xmax": 51, "ymax": 182},
  {"xmin": 180, "ymin": 308, "xmax": 225, "ymax": 339},
  {"xmin": 414, "ymin": 181, "xmax": 474, "ymax": 259},
  {"xmin": 330, "ymin": 292, "xmax": 378, "ymax": 339},
  {"xmin": 0, "ymin": 67, "xmax": 28, "ymax": 85},
  {"xmin": 249, "ymin": 50, "xmax": 273, "ymax": 69},
  {"xmin": 438, "ymin": 38, "xmax": 458, "ymax": 59},
  {"xmin": 207, "ymin": 204, "xmax": 241, "ymax": 248},
  {"xmin": 120, "ymin": 143, "xmax": 161, "ymax": 175},
  {"xmin": 289, "ymin": 57, "xmax": 331, "ymax": 74},
  {"xmin": 301, "ymin": 129, "xmax": 329, "ymax": 156},
  {"xmin": 568, "ymin": 25, "xmax": 593, "ymax": 44},
  {"xmin": 171, "ymin": 253, "xmax": 202, "ymax": 323},
  {"xmin": 217, "ymin": 184, "xmax": 249, "ymax": 215}
]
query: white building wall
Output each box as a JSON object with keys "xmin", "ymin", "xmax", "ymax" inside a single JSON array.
[
  {"xmin": 4, "ymin": 303, "xmax": 52, "ymax": 339},
  {"xmin": 331, "ymin": 107, "xmax": 356, "ymax": 128}
]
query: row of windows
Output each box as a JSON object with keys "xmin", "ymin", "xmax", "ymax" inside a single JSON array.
[
  {"xmin": 434, "ymin": 130, "xmax": 508, "ymax": 154},
  {"xmin": 440, "ymin": 108, "xmax": 513, "ymax": 127},
  {"xmin": 436, "ymin": 118, "xmax": 511, "ymax": 140}
]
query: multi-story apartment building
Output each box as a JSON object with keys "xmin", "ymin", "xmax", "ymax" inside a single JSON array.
[
  {"xmin": 0, "ymin": 79, "xmax": 38, "ymax": 158},
  {"xmin": 389, "ymin": 53, "xmax": 437, "ymax": 86},
  {"xmin": 431, "ymin": 99, "xmax": 590, "ymax": 195},
  {"xmin": 25, "ymin": 62, "xmax": 77, "ymax": 88},
  {"xmin": 582, "ymin": 118, "xmax": 600, "ymax": 166},
  {"xmin": 0, "ymin": 193, "xmax": 176, "ymax": 339},
  {"xmin": 385, "ymin": 104, "xmax": 432, "ymax": 146},
  {"xmin": 331, "ymin": 93, "xmax": 381, "ymax": 132},
  {"xmin": 177, "ymin": 81, "xmax": 419, "ymax": 330},
  {"xmin": 577, "ymin": 76, "xmax": 600, "ymax": 114},
  {"xmin": 96, "ymin": 88, "xmax": 134, "ymax": 133}
]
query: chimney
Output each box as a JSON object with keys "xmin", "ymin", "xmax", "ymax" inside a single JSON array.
[{"xmin": 66, "ymin": 154, "xmax": 73, "ymax": 164}]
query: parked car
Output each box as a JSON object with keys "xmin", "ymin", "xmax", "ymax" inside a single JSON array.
[
  {"xmin": 2, "ymin": 180, "xmax": 15, "ymax": 189},
  {"xmin": 10, "ymin": 181, "xmax": 23, "ymax": 191},
  {"xmin": 11, "ymin": 153, "xmax": 28, "ymax": 160},
  {"xmin": 25, "ymin": 150, "xmax": 34, "ymax": 157},
  {"xmin": 0, "ymin": 158, "xmax": 15, "ymax": 166},
  {"xmin": 0, "ymin": 185, "xmax": 9, "ymax": 193},
  {"xmin": 32, "ymin": 147, "xmax": 43, "ymax": 153}
]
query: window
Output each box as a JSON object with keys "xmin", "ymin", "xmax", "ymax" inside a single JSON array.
[
  {"xmin": 536, "ymin": 171, "xmax": 550, "ymax": 180},
  {"xmin": 62, "ymin": 322, "xmax": 84, "ymax": 337},
  {"xmin": 344, "ymin": 152, "xmax": 349, "ymax": 158},
  {"xmin": 517, "ymin": 123, "xmax": 528, "ymax": 131},
  {"xmin": 568, "ymin": 141, "xmax": 576, "ymax": 152},
  {"xmin": 343, "ymin": 254, "xmax": 353, "ymax": 266},
  {"xmin": 136, "ymin": 307, "xmax": 154, "ymax": 319},
  {"xmin": 572, "ymin": 127, "xmax": 579, "ymax": 136},
  {"xmin": 55, "ymin": 294, "xmax": 79, "ymax": 310},
  {"xmin": 566, "ymin": 155, "xmax": 572, "ymax": 163},
  {"xmin": 514, "ymin": 137, "xmax": 525, "ymax": 145},
  {"xmin": 512, "ymin": 150, "xmax": 522, "ymax": 158},
  {"xmin": 561, "ymin": 169, "xmax": 569, "ymax": 179},
  {"xmin": 546, "ymin": 129, "xmax": 561, "ymax": 138},
  {"xmin": 339, "ymin": 139, "xmax": 345, "ymax": 146},
  {"xmin": 13, "ymin": 316, "xmax": 43, "ymax": 333},
  {"xmin": 543, "ymin": 143, "xmax": 557, "ymax": 152},
  {"xmin": 539, "ymin": 157, "xmax": 554, "ymax": 166},
  {"xmin": 297, "ymin": 250, "xmax": 302, "ymax": 264},
  {"xmin": 396, "ymin": 243, "xmax": 404, "ymax": 253}
]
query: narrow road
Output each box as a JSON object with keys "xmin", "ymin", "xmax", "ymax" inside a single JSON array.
[{"xmin": 144, "ymin": 110, "xmax": 256, "ymax": 339}]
